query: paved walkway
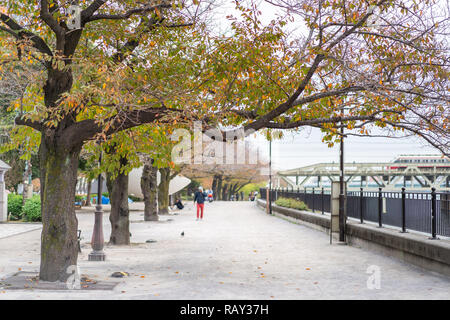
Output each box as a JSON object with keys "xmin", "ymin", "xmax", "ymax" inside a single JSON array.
[
  {"xmin": 0, "ymin": 201, "xmax": 449, "ymax": 299},
  {"xmin": 0, "ymin": 223, "xmax": 42, "ymax": 240}
]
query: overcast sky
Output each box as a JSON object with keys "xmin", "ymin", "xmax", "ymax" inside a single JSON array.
[{"xmin": 247, "ymin": 129, "xmax": 439, "ymax": 171}]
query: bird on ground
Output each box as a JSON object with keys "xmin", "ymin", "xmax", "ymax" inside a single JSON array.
[{"xmin": 181, "ymin": 231, "xmax": 185, "ymax": 237}]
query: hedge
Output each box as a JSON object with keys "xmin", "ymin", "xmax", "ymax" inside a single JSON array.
[
  {"xmin": 23, "ymin": 195, "xmax": 41, "ymax": 222},
  {"xmin": 7, "ymin": 193, "xmax": 24, "ymax": 220},
  {"xmin": 6, "ymin": 194, "xmax": 42, "ymax": 222},
  {"xmin": 275, "ymin": 197, "xmax": 308, "ymax": 211}
]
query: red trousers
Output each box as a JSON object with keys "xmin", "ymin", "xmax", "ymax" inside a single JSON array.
[{"xmin": 196, "ymin": 203, "xmax": 204, "ymax": 219}]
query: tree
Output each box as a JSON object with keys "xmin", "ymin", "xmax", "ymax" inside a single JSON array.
[
  {"xmin": 0, "ymin": 0, "xmax": 217, "ymax": 282},
  {"xmin": 0, "ymin": 64, "xmax": 39, "ymax": 192},
  {"xmin": 180, "ymin": 140, "xmax": 268, "ymax": 200},
  {"xmin": 100, "ymin": 131, "xmax": 141, "ymax": 246},
  {"xmin": 204, "ymin": 0, "xmax": 448, "ymax": 155}
]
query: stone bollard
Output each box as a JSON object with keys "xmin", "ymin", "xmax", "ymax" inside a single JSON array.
[{"xmin": 0, "ymin": 160, "xmax": 11, "ymax": 222}]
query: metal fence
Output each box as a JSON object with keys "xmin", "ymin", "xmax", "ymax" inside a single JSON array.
[{"xmin": 260, "ymin": 187, "xmax": 450, "ymax": 238}]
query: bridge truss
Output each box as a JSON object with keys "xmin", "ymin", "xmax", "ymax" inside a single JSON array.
[{"xmin": 277, "ymin": 162, "xmax": 450, "ymax": 191}]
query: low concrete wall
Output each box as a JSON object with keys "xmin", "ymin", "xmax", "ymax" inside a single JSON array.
[{"xmin": 257, "ymin": 199, "xmax": 450, "ymax": 277}]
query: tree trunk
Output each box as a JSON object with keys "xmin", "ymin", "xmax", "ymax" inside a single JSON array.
[
  {"xmin": 39, "ymin": 137, "xmax": 81, "ymax": 282},
  {"xmin": 106, "ymin": 160, "xmax": 130, "ymax": 245},
  {"xmin": 85, "ymin": 180, "xmax": 92, "ymax": 206},
  {"xmin": 38, "ymin": 46, "xmax": 81, "ymax": 282},
  {"xmin": 212, "ymin": 175, "xmax": 218, "ymax": 198},
  {"xmin": 141, "ymin": 162, "xmax": 158, "ymax": 221},
  {"xmin": 231, "ymin": 182, "xmax": 239, "ymax": 195},
  {"xmin": 222, "ymin": 183, "xmax": 228, "ymax": 201},
  {"xmin": 216, "ymin": 175, "xmax": 223, "ymax": 200},
  {"xmin": 158, "ymin": 167, "xmax": 170, "ymax": 215}
]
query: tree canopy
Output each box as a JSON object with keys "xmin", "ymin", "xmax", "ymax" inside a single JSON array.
[{"xmin": 0, "ymin": 0, "xmax": 448, "ymax": 282}]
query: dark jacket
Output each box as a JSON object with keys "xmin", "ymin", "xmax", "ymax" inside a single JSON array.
[
  {"xmin": 194, "ymin": 191, "xmax": 207, "ymax": 204},
  {"xmin": 175, "ymin": 200, "xmax": 184, "ymax": 209}
]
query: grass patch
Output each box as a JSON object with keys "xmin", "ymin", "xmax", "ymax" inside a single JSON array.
[{"xmin": 275, "ymin": 197, "xmax": 308, "ymax": 211}]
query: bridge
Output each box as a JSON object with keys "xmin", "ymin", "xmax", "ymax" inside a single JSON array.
[{"xmin": 277, "ymin": 161, "xmax": 450, "ymax": 191}]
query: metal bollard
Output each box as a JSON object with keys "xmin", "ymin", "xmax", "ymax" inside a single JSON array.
[
  {"xmin": 360, "ymin": 187, "xmax": 364, "ymax": 224},
  {"xmin": 431, "ymin": 188, "xmax": 437, "ymax": 239},
  {"xmin": 378, "ymin": 187, "xmax": 383, "ymax": 228},
  {"xmin": 312, "ymin": 187, "xmax": 315, "ymax": 212},
  {"xmin": 401, "ymin": 187, "xmax": 406, "ymax": 233},
  {"xmin": 321, "ymin": 188, "xmax": 324, "ymax": 215}
]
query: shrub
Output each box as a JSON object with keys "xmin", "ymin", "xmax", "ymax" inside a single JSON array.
[
  {"xmin": 128, "ymin": 195, "xmax": 141, "ymax": 202},
  {"xmin": 275, "ymin": 197, "xmax": 308, "ymax": 211},
  {"xmin": 23, "ymin": 195, "xmax": 41, "ymax": 222},
  {"xmin": 75, "ymin": 195, "xmax": 84, "ymax": 203},
  {"xmin": 7, "ymin": 193, "xmax": 24, "ymax": 221}
]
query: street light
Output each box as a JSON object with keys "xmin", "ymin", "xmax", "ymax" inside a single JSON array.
[
  {"xmin": 88, "ymin": 148, "xmax": 106, "ymax": 261},
  {"xmin": 269, "ymin": 137, "xmax": 272, "ymax": 215},
  {"xmin": 339, "ymin": 124, "xmax": 346, "ymax": 243}
]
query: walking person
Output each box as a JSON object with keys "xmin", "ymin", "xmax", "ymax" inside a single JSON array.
[{"xmin": 194, "ymin": 186, "xmax": 207, "ymax": 221}]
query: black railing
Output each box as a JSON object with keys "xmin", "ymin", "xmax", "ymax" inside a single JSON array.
[{"xmin": 260, "ymin": 187, "xmax": 450, "ymax": 238}]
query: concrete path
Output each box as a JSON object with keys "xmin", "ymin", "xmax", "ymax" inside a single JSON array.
[
  {"xmin": 0, "ymin": 201, "xmax": 449, "ymax": 299},
  {"xmin": 0, "ymin": 223, "xmax": 42, "ymax": 240}
]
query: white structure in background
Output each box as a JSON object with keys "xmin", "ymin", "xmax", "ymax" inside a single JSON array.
[
  {"xmin": 0, "ymin": 160, "xmax": 11, "ymax": 222},
  {"xmin": 76, "ymin": 167, "xmax": 191, "ymax": 199},
  {"xmin": 128, "ymin": 167, "xmax": 191, "ymax": 199}
]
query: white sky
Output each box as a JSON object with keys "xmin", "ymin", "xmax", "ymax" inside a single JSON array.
[{"xmin": 247, "ymin": 129, "xmax": 439, "ymax": 171}]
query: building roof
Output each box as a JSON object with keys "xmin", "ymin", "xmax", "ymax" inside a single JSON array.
[{"xmin": 0, "ymin": 159, "xmax": 11, "ymax": 171}]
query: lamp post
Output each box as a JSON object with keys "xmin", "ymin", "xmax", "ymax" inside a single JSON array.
[
  {"xmin": 88, "ymin": 149, "xmax": 106, "ymax": 261},
  {"xmin": 269, "ymin": 137, "xmax": 273, "ymax": 215},
  {"xmin": 338, "ymin": 124, "xmax": 346, "ymax": 243}
]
